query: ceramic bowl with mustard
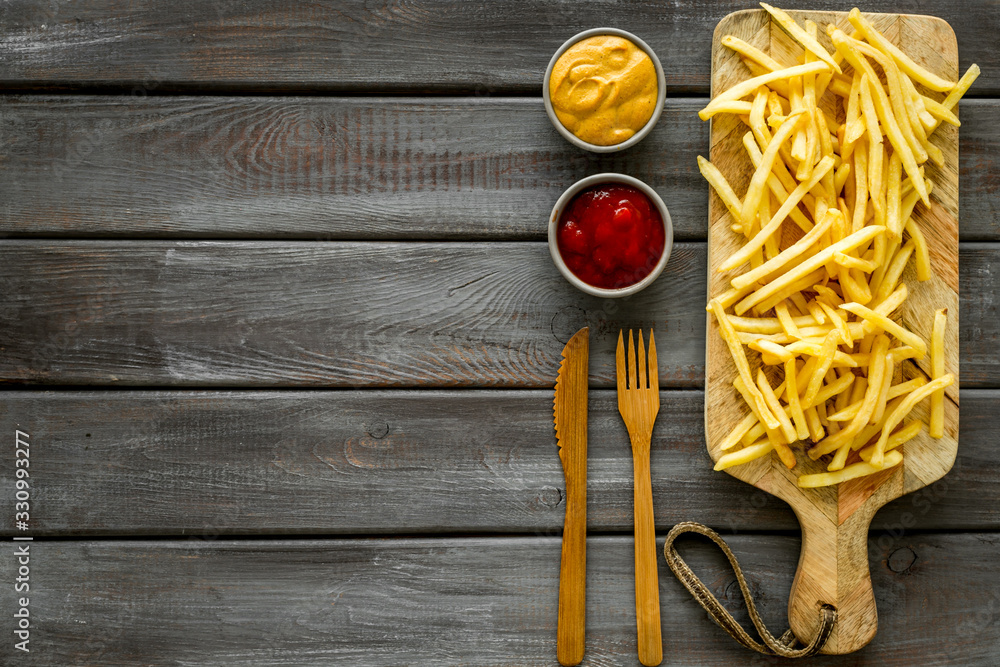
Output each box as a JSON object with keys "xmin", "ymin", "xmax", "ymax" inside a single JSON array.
[{"xmin": 543, "ymin": 28, "xmax": 666, "ymax": 152}]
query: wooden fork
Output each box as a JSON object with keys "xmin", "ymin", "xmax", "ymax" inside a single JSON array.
[{"xmin": 616, "ymin": 329, "xmax": 662, "ymax": 666}]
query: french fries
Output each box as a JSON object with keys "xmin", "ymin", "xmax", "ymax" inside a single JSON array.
[
  {"xmin": 930, "ymin": 309, "xmax": 948, "ymax": 438},
  {"xmin": 702, "ymin": 5, "xmax": 974, "ymax": 487}
]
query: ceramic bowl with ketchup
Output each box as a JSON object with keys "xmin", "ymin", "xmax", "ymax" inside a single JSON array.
[{"xmin": 549, "ymin": 173, "xmax": 673, "ymax": 298}]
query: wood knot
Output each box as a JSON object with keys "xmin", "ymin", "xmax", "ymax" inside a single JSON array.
[
  {"xmin": 538, "ymin": 486, "xmax": 563, "ymax": 509},
  {"xmin": 724, "ymin": 577, "xmax": 760, "ymax": 609},
  {"xmin": 887, "ymin": 546, "xmax": 917, "ymax": 574},
  {"xmin": 550, "ymin": 306, "xmax": 587, "ymax": 344},
  {"xmin": 365, "ymin": 421, "xmax": 389, "ymax": 439}
]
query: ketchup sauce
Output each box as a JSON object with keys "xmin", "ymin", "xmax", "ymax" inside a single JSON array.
[{"xmin": 556, "ymin": 183, "xmax": 665, "ymax": 289}]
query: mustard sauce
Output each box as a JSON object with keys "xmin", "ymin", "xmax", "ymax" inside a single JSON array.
[{"xmin": 548, "ymin": 35, "xmax": 658, "ymax": 146}]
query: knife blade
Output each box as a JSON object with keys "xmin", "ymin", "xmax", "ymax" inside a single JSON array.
[{"xmin": 553, "ymin": 326, "xmax": 589, "ymax": 667}]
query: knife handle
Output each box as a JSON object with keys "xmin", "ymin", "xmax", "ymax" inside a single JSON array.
[
  {"xmin": 557, "ymin": 480, "xmax": 586, "ymax": 666},
  {"xmin": 632, "ymin": 447, "xmax": 662, "ymax": 666}
]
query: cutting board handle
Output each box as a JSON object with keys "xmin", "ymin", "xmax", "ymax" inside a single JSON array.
[{"xmin": 787, "ymin": 513, "xmax": 878, "ymax": 654}]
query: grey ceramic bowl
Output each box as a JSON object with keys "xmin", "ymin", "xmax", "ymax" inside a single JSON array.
[
  {"xmin": 549, "ymin": 173, "xmax": 673, "ymax": 298},
  {"xmin": 543, "ymin": 28, "xmax": 666, "ymax": 153}
]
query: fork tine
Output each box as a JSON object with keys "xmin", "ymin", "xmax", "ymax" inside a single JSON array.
[
  {"xmin": 637, "ymin": 329, "xmax": 647, "ymax": 390},
  {"xmin": 616, "ymin": 330, "xmax": 627, "ymax": 394},
  {"xmin": 648, "ymin": 330, "xmax": 658, "ymax": 391},
  {"xmin": 627, "ymin": 329, "xmax": 636, "ymax": 390}
]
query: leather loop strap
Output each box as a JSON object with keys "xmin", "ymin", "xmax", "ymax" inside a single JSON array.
[{"xmin": 663, "ymin": 521, "xmax": 837, "ymax": 658}]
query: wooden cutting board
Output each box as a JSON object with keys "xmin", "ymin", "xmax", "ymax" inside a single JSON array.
[{"xmin": 704, "ymin": 9, "xmax": 961, "ymax": 655}]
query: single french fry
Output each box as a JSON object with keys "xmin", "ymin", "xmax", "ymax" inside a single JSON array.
[
  {"xmin": 721, "ymin": 35, "xmax": 786, "ymax": 72},
  {"xmin": 734, "ymin": 377, "xmax": 787, "ymax": 451},
  {"xmin": 849, "ymin": 36, "xmax": 929, "ymax": 166},
  {"xmin": 728, "ymin": 316, "xmax": 782, "ymax": 334},
  {"xmin": 711, "ymin": 300, "xmax": 780, "ymax": 430},
  {"xmin": 888, "ymin": 346, "xmax": 921, "ymax": 364},
  {"xmin": 926, "ymin": 63, "xmax": 980, "ymax": 134},
  {"xmin": 887, "ymin": 379, "xmax": 925, "ymax": 403},
  {"xmin": 843, "ymin": 72, "xmax": 863, "ymax": 148},
  {"xmin": 706, "ymin": 100, "xmax": 756, "ymax": 115},
  {"xmin": 750, "ymin": 339, "xmax": 795, "ymax": 363},
  {"xmin": 922, "ymin": 96, "xmax": 960, "ymax": 127},
  {"xmin": 833, "ymin": 252, "xmax": 876, "ymax": 272},
  {"xmin": 905, "ymin": 218, "xmax": 932, "ymax": 282},
  {"xmin": 737, "ymin": 111, "xmax": 807, "ymax": 233},
  {"xmin": 828, "ymin": 440, "xmax": 854, "ymax": 471},
  {"xmin": 758, "ymin": 369, "xmax": 798, "ymax": 452},
  {"xmin": 807, "ymin": 352, "xmax": 889, "ymax": 461},
  {"xmin": 784, "ymin": 358, "xmax": 809, "ymax": 440},
  {"xmin": 711, "ymin": 283, "xmax": 757, "ymax": 311},
  {"xmin": 886, "ymin": 151, "xmax": 903, "ymax": 240},
  {"xmin": 828, "ymin": 75, "xmax": 851, "ymax": 98},
  {"xmin": 833, "ymin": 160, "xmax": 851, "ymax": 195},
  {"xmin": 930, "ymin": 308, "xmax": 948, "ymax": 438},
  {"xmin": 720, "ymin": 412, "xmax": 760, "ymax": 451},
  {"xmin": 698, "ymin": 156, "xmax": 745, "ymax": 225},
  {"xmin": 859, "ymin": 420, "xmax": 923, "ymax": 462},
  {"xmin": 749, "ymin": 88, "xmax": 773, "ymax": 143},
  {"xmin": 840, "ymin": 335, "xmax": 891, "ymax": 437},
  {"xmin": 827, "ymin": 400, "xmax": 861, "ymax": 422},
  {"xmin": 830, "ymin": 29, "xmax": 929, "ymax": 205},
  {"xmin": 861, "ymin": 78, "xmax": 885, "ymax": 229},
  {"xmin": 752, "ymin": 268, "xmax": 827, "ymax": 316},
  {"xmin": 801, "ymin": 330, "xmax": 842, "ymax": 407},
  {"xmin": 841, "ymin": 302, "xmax": 927, "ymax": 358},
  {"xmin": 871, "ymin": 356, "xmax": 894, "ymax": 424},
  {"xmin": 761, "ymin": 3, "xmax": 842, "ymax": 74},
  {"xmin": 714, "ymin": 439, "xmax": 775, "ymax": 471},
  {"xmin": 819, "ymin": 302, "xmax": 852, "ymax": 344},
  {"xmin": 851, "ymin": 135, "xmax": 869, "ymax": 232},
  {"xmin": 775, "ymin": 301, "xmax": 802, "ymax": 339},
  {"xmin": 699, "ymin": 64, "xmax": 829, "ymax": 120},
  {"xmin": 870, "ymin": 374, "xmax": 955, "ymax": 467},
  {"xmin": 872, "ymin": 241, "xmax": 915, "ymax": 306},
  {"xmin": 736, "ymin": 226, "xmax": 885, "ymax": 314},
  {"xmin": 870, "ymin": 285, "xmax": 909, "ymax": 327},
  {"xmin": 798, "ymin": 450, "xmax": 903, "ymax": 488},
  {"xmin": 847, "ymin": 8, "xmax": 953, "ymax": 92},
  {"xmin": 742, "ymin": 422, "xmax": 767, "ymax": 447},
  {"xmin": 805, "ymin": 404, "xmax": 824, "ymax": 442},
  {"xmin": 743, "ymin": 133, "xmax": 815, "ymax": 232},
  {"xmin": 731, "ymin": 208, "xmax": 837, "ymax": 289}
]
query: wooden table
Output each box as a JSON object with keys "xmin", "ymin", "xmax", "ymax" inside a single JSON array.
[{"xmin": 0, "ymin": 2, "xmax": 998, "ymax": 664}]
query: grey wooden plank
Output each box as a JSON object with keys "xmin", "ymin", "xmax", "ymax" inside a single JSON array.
[
  {"xmin": 0, "ymin": 534, "xmax": 996, "ymax": 665},
  {"xmin": 0, "ymin": 240, "xmax": 997, "ymax": 388},
  {"xmin": 0, "ymin": 97, "xmax": 995, "ymax": 241},
  {"xmin": 0, "ymin": 240, "xmax": 707, "ymax": 387},
  {"xmin": 0, "ymin": 389, "xmax": 995, "ymax": 537},
  {"xmin": 0, "ymin": 96, "xmax": 705, "ymax": 241},
  {"xmin": 0, "ymin": 1, "xmax": 996, "ymax": 95}
]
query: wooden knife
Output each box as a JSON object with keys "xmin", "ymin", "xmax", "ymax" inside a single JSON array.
[{"xmin": 553, "ymin": 326, "xmax": 589, "ymax": 666}]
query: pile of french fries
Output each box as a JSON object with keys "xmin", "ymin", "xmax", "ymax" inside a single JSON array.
[{"xmin": 703, "ymin": 5, "xmax": 978, "ymax": 488}]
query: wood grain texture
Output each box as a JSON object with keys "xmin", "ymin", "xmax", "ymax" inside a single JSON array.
[
  {"xmin": 705, "ymin": 10, "xmax": 963, "ymax": 654},
  {"xmin": 0, "ymin": 1, "xmax": 996, "ymax": 95},
  {"xmin": 0, "ymin": 96, "xmax": 996, "ymax": 241},
  {"xmin": 0, "ymin": 242, "xmax": 997, "ymax": 389},
  {"xmin": 0, "ymin": 534, "xmax": 996, "ymax": 665},
  {"xmin": 0, "ymin": 389, "xmax": 996, "ymax": 537}
]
